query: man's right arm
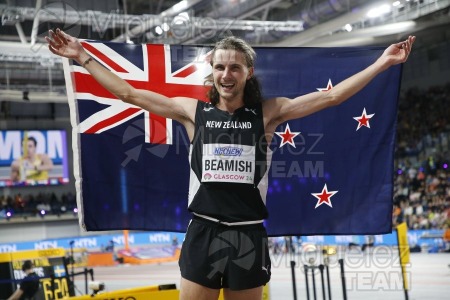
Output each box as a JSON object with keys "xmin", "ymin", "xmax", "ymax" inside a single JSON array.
[
  {"xmin": 46, "ymin": 29, "xmax": 198, "ymax": 139},
  {"xmin": 75, "ymin": 51, "xmax": 198, "ymax": 124}
]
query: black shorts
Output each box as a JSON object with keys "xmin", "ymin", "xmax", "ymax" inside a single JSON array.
[{"xmin": 179, "ymin": 216, "xmax": 271, "ymax": 290}]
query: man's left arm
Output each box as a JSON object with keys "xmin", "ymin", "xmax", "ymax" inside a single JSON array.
[{"xmin": 263, "ymin": 36, "xmax": 415, "ymax": 128}]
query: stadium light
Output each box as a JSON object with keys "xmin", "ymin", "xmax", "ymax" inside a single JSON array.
[
  {"xmin": 367, "ymin": 4, "xmax": 391, "ymax": 18},
  {"xmin": 154, "ymin": 26, "xmax": 163, "ymax": 35},
  {"xmin": 161, "ymin": 23, "xmax": 170, "ymax": 32}
]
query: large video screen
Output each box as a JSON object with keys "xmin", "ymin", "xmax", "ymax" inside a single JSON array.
[{"xmin": 0, "ymin": 130, "xmax": 70, "ymax": 187}]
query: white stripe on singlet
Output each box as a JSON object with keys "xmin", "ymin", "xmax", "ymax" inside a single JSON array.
[{"xmin": 193, "ymin": 212, "xmax": 264, "ymax": 226}]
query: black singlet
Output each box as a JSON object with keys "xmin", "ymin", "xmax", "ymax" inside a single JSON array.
[{"xmin": 188, "ymin": 101, "xmax": 272, "ymax": 223}]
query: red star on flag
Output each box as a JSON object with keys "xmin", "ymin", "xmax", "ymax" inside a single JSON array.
[
  {"xmin": 275, "ymin": 123, "xmax": 300, "ymax": 148},
  {"xmin": 311, "ymin": 184, "xmax": 338, "ymax": 209},
  {"xmin": 317, "ymin": 79, "xmax": 333, "ymax": 92},
  {"xmin": 353, "ymin": 108, "xmax": 375, "ymax": 131}
]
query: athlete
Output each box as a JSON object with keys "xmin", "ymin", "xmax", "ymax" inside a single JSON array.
[
  {"xmin": 10, "ymin": 136, "xmax": 54, "ymax": 183},
  {"xmin": 46, "ymin": 28, "xmax": 415, "ymax": 300}
]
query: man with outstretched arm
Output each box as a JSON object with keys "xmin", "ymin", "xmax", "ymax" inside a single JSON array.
[{"xmin": 46, "ymin": 29, "xmax": 414, "ymax": 300}]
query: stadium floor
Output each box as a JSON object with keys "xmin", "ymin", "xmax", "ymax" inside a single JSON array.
[{"xmin": 73, "ymin": 251, "xmax": 450, "ymax": 299}]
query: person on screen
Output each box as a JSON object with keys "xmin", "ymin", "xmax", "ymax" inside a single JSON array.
[
  {"xmin": 7, "ymin": 260, "xmax": 40, "ymax": 300},
  {"xmin": 10, "ymin": 137, "xmax": 54, "ymax": 183}
]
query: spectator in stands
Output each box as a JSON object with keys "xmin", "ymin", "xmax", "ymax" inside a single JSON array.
[
  {"xmin": 14, "ymin": 194, "xmax": 25, "ymax": 214},
  {"xmin": 441, "ymin": 223, "xmax": 450, "ymax": 253},
  {"xmin": 7, "ymin": 260, "xmax": 40, "ymax": 300},
  {"xmin": 105, "ymin": 240, "xmax": 115, "ymax": 252},
  {"xmin": 392, "ymin": 203, "xmax": 403, "ymax": 226}
]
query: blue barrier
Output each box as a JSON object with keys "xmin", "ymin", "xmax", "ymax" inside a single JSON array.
[{"xmin": 0, "ymin": 229, "xmax": 444, "ymax": 253}]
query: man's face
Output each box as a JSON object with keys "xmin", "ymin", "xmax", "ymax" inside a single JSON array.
[
  {"xmin": 26, "ymin": 140, "xmax": 36, "ymax": 157},
  {"xmin": 212, "ymin": 49, "xmax": 253, "ymax": 102}
]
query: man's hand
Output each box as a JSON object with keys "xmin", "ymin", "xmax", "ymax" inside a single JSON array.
[
  {"xmin": 45, "ymin": 28, "xmax": 87, "ymax": 63},
  {"xmin": 380, "ymin": 35, "xmax": 416, "ymax": 67}
]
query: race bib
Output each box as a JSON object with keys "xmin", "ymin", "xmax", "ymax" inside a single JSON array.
[{"xmin": 202, "ymin": 143, "xmax": 255, "ymax": 184}]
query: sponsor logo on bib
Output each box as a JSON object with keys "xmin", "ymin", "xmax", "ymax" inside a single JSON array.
[{"xmin": 202, "ymin": 143, "xmax": 255, "ymax": 184}]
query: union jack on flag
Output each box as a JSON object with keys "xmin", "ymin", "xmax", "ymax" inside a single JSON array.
[{"xmin": 65, "ymin": 41, "xmax": 211, "ymax": 145}]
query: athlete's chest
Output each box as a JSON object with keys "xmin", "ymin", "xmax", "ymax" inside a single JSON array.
[{"xmin": 198, "ymin": 108, "xmax": 262, "ymax": 144}]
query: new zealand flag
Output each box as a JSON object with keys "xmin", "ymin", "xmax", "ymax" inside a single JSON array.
[{"xmin": 63, "ymin": 41, "xmax": 402, "ymax": 236}]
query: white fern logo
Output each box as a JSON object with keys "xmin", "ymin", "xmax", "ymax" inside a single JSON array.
[{"xmin": 245, "ymin": 108, "xmax": 257, "ymax": 115}]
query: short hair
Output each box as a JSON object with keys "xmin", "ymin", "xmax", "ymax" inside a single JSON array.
[
  {"xmin": 22, "ymin": 260, "xmax": 33, "ymax": 272},
  {"xmin": 205, "ymin": 36, "xmax": 263, "ymax": 107}
]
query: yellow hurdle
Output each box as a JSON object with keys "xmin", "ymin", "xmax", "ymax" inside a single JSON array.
[
  {"xmin": 68, "ymin": 285, "xmax": 180, "ymax": 300},
  {"xmin": 67, "ymin": 284, "xmax": 270, "ymax": 300}
]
